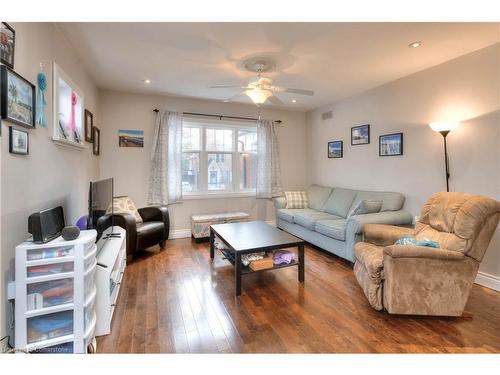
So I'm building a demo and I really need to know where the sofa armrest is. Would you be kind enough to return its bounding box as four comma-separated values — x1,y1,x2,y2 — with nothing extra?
383,245,465,261
346,210,413,239
138,206,170,240
363,224,414,247
274,196,287,209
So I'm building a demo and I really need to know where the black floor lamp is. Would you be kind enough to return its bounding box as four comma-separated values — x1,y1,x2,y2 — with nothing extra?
429,122,459,192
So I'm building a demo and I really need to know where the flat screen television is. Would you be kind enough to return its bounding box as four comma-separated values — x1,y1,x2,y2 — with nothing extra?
88,178,114,250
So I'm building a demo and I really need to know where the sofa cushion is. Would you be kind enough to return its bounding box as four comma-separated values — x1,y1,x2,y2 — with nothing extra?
284,191,309,209
315,219,347,241
306,184,333,211
348,199,382,217
277,208,317,224
350,191,405,212
323,188,358,218
294,211,341,231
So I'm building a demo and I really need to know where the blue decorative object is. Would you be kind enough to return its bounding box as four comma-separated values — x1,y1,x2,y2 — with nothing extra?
394,235,439,248
75,215,88,231
36,63,48,128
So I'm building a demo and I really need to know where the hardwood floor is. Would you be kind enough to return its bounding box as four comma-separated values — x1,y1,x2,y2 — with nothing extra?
97,238,500,353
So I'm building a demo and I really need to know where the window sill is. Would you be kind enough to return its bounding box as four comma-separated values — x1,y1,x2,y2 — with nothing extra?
182,192,256,200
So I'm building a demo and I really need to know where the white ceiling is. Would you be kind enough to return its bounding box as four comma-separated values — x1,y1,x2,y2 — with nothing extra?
57,22,499,111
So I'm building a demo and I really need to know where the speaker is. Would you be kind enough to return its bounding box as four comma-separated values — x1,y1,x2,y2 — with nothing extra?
28,206,65,243
62,226,80,241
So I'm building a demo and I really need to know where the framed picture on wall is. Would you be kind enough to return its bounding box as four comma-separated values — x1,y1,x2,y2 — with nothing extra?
9,126,29,155
0,65,36,128
84,109,93,142
327,140,343,158
93,126,100,155
351,124,370,145
379,133,403,156
0,22,15,68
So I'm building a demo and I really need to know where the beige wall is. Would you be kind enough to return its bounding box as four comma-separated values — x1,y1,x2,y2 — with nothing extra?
1,23,100,342
306,44,500,281
99,91,308,232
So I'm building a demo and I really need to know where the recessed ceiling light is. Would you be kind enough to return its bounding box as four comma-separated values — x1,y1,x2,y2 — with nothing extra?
143,79,151,84
292,99,297,103
408,41,422,49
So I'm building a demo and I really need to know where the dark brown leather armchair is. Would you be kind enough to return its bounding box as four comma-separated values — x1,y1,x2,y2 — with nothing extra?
112,206,170,259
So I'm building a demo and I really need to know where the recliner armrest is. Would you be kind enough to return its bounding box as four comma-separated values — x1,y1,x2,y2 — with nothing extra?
383,245,465,261
363,224,414,247
138,206,170,240
274,196,287,209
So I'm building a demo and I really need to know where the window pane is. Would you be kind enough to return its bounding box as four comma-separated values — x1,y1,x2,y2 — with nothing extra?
181,152,200,192
238,129,257,152
239,153,257,191
206,128,233,152
207,153,232,191
182,126,200,151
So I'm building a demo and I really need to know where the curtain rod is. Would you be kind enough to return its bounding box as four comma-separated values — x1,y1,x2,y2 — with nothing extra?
152,109,282,124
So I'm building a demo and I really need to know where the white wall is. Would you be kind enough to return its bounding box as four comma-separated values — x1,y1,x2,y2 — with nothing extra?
1,23,100,342
306,44,500,284
99,91,308,232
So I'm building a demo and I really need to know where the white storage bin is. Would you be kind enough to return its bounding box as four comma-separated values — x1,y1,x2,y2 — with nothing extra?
26,278,74,310
26,246,73,261
27,262,74,278
27,310,73,344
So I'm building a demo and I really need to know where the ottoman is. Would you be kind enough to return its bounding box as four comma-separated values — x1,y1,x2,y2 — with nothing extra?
191,212,250,242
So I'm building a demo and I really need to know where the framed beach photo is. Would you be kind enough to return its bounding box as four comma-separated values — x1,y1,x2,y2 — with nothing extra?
379,133,403,156
0,22,15,68
84,109,93,142
327,140,343,158
351,124,370,145
1,65,36,128
93,126,100,155
9,126,29,155
118,129,144,147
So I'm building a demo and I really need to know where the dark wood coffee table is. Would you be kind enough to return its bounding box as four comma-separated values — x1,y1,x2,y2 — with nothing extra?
210,221,305,296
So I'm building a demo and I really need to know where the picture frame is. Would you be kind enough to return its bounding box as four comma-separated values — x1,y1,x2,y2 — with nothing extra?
84,109,93,142
118,129,144,147
379,132,403,156
351,124,370,145
0,22,15,68
9,126,29,155
0,65,36,128
327,140,343,158
93,126,100,156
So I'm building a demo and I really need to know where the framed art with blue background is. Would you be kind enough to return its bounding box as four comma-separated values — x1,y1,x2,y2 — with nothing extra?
328,140,343,158
379,132,403,156
351,124,370,145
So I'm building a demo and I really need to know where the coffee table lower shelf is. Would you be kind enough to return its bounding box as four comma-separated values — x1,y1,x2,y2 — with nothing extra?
220,249,299,275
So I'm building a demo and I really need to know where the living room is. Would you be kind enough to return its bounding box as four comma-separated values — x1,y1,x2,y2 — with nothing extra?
1,1,499,372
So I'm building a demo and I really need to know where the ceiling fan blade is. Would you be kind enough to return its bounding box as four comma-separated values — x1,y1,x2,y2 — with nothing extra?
209,85,250,89
271,86,314,96
223,91,246,103
267,95,284,105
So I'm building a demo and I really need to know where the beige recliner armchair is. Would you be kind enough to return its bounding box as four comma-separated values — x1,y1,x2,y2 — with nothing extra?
354,192,500,316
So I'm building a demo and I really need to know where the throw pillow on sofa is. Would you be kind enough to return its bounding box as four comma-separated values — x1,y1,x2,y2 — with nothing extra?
285,191,309,209
348,199,382,217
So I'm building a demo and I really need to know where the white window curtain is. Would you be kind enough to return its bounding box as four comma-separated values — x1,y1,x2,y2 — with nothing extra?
256,119,283,198
148,111,183,205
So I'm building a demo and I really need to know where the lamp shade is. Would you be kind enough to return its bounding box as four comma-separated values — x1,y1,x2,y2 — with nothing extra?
429,122,459,132
246,88,272,104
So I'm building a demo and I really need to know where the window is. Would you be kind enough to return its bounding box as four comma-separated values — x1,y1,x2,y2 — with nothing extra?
181,120,257,196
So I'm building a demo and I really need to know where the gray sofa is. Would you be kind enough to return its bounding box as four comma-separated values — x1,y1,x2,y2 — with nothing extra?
274,185,413,262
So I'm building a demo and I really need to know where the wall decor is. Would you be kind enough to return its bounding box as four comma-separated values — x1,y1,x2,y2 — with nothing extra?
52,62,85,149
328,140,343,158
118,129,144,147
93,126,100,155
84,109,93,142
351,124,370,145
9,126,29,155
35,63,48,128
379,133,403,156
0,65,36,128
0,22,15,68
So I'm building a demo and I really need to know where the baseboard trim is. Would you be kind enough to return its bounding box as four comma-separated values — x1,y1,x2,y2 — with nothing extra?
475,271,500,292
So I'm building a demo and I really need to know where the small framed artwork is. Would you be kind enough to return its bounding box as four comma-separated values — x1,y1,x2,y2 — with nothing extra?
351,124,370,145
93,127,100,156
379,133,403,156
0,22,15,68
118,129,144,147
84,109,93,142
1,65,36,128
9,126,29,155
328,140,343,158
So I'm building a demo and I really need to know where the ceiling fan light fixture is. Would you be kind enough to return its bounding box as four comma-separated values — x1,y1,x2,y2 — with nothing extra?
246,88,272,104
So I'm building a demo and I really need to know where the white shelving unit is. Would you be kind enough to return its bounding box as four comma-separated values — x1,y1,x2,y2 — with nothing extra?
15,230,98,353
95,226,126,337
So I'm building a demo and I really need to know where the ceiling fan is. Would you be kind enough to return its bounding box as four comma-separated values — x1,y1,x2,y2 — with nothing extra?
209,57,314,106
